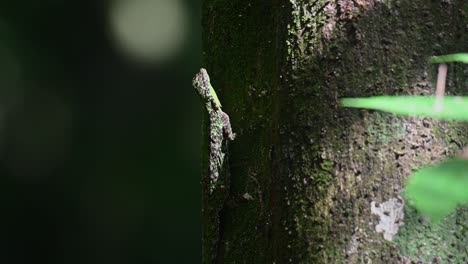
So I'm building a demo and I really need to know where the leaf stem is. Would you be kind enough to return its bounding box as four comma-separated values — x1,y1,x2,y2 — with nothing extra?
434,63,447,112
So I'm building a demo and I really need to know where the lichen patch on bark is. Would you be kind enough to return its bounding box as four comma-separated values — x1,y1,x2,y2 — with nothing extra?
371,197,405,241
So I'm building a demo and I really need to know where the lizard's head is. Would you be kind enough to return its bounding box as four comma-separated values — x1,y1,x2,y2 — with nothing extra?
192,68,211,100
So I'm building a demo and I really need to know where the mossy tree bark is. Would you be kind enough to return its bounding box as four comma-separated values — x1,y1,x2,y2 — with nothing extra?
201,0,468,263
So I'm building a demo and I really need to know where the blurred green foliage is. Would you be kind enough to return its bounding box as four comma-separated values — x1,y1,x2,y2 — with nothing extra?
404,159,468,221
431,53,468,64
341,54,468,221
341,96,468,120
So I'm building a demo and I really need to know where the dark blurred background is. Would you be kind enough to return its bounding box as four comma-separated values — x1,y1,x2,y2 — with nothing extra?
0,0,202,263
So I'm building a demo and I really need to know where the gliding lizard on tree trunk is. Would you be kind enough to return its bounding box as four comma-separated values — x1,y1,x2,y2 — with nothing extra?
193,68,236,263
193,68,236,193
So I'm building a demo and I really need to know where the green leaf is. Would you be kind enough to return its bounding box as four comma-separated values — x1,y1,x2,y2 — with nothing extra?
404,159,468,221
431,53,468,64
340,96,468,120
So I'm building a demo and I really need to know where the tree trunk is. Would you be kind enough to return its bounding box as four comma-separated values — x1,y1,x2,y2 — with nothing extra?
201,0,468,263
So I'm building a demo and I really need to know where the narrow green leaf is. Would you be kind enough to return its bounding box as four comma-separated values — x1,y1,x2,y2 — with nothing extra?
431,53,468,64
404,159,468,221
341,96,468,120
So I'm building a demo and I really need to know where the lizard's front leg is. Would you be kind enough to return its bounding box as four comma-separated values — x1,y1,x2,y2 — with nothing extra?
219,110,236,141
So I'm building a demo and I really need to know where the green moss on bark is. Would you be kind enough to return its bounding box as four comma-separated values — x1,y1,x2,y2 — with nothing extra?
395,206,468,263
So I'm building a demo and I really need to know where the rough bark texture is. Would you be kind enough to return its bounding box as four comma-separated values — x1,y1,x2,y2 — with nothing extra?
202,0,468,263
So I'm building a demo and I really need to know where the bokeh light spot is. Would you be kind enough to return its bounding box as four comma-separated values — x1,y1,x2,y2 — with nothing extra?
109,0,187,63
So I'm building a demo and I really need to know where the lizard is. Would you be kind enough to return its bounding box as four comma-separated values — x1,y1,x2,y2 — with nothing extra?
192,68,236,193
192,68,236,263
